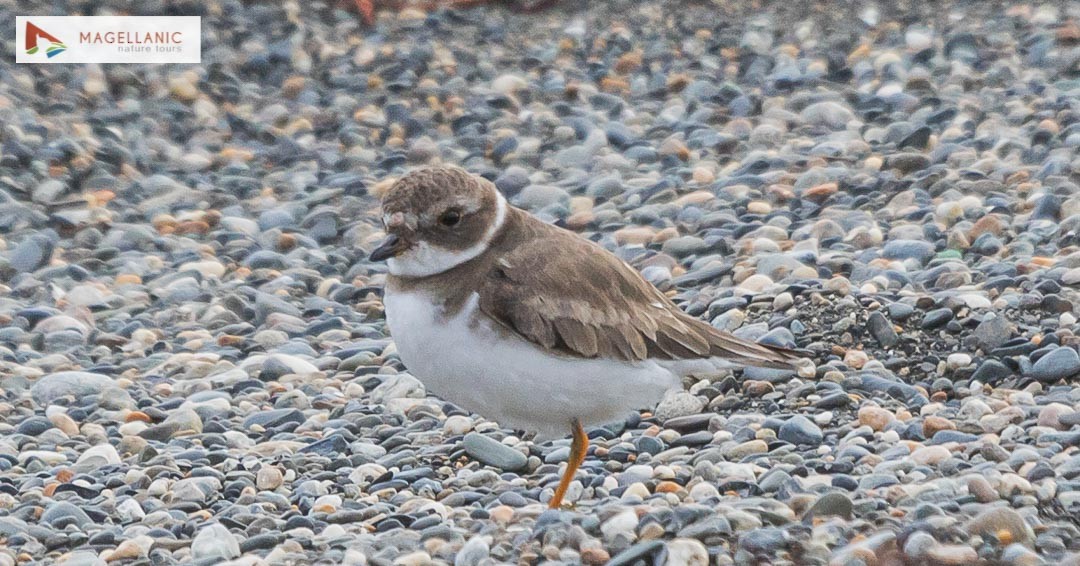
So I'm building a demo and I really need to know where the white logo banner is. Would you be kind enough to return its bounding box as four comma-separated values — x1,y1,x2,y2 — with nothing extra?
16,16,201,64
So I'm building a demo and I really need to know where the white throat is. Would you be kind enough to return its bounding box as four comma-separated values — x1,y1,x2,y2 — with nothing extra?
387,191,507,278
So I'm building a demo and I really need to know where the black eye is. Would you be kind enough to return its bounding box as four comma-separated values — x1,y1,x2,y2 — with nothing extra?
439,210,461,227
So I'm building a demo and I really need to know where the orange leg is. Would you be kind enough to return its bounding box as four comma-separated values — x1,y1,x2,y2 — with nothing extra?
548,418,588,509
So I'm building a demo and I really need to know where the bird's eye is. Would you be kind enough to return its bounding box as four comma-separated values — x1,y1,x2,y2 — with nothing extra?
439,210,461,227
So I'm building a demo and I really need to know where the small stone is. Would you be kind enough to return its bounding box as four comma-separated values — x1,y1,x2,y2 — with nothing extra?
1031,347,1080,383
844,349,869,369
724,440,768,459
41,501,92,528
580,547,610,565
800,101,855,130
972,315,1013,351
946,353,972,370
923,416,957,437
256,466,284,490
191,523,241,561
867,311,898,347
106,537,151,562
49,412,79,435
903,531,937,560
655,391,706,421
1038,404,1075,430
74,443,122,472
926,544,978,565
963,508,1034,547
16,416,53,436
968,476,998,503
463,433,527,472
883,240,935,263
922,308,954,329
9,235,53,272
455,536,491,566
692,167,715,184
31,371,130,408
911,445,951,465
806,492,853,520
444,415,473,436
666,538,709,566
858,406,895,432
778,415,823,445
972,359,1012,384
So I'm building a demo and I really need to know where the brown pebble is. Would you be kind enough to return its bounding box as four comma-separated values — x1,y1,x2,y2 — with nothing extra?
803,182,838,201
743,380,774,397
218,335,245,347
858,406,895,432
600,76,629,94
614,51,643,74
277,233,298,252
282,75,306,99
1037,403,1074,430
666,73,690,92
125,411,152,423
115,273,142,285
581,547,610,565
969,215,1004,239
489,505,514,524
565,211,595,230
920,414,954,438
174,220,209,235
967,476,997,503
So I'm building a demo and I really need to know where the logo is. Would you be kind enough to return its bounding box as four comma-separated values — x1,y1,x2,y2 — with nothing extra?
16,16,200,64
25,21,66,58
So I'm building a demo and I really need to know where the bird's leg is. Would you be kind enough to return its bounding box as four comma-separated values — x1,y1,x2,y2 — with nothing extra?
548,418,588,509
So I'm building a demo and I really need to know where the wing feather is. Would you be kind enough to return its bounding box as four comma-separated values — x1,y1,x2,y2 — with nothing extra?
477,213,805,368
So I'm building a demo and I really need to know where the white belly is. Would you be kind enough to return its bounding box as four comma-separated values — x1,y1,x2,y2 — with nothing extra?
383,290,679,439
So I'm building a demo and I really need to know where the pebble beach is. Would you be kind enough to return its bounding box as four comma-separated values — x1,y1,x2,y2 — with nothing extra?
1,0,1080,564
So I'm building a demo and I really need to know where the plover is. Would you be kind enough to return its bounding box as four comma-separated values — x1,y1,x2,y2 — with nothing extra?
370,166,807,508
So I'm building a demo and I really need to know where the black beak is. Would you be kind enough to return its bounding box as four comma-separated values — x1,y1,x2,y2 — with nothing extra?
370,234,406,261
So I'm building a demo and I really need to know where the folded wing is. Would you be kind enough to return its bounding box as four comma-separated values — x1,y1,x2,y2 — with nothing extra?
477,223,805,369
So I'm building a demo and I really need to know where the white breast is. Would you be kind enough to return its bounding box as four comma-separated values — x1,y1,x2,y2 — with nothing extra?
383,289,680,439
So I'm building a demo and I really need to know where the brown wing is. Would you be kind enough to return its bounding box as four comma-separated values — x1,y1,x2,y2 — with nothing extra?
477,217,804,368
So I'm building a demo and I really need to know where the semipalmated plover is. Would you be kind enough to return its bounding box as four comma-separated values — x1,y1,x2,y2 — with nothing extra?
370,166,807,508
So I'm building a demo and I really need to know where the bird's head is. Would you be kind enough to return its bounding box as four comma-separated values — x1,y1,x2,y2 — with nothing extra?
370,167,508,278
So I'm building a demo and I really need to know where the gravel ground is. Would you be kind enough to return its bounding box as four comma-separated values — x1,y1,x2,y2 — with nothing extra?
1,0,1080,564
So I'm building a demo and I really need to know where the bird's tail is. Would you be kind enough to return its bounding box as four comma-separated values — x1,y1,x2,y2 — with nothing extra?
706,330,813,371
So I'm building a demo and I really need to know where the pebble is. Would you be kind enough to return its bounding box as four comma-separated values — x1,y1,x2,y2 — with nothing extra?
666,539,709,566
462,433,528,472
778,415,823,445
1030,347,1080,382
191,523,241,561
867,311,898,347
858,406,895,432
655,391,706,421
963,508,1034,547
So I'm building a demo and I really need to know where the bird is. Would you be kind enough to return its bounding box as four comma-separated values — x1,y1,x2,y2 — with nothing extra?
369,166,809,509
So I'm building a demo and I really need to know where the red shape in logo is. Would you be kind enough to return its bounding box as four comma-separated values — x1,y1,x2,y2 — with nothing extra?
25,21,66,57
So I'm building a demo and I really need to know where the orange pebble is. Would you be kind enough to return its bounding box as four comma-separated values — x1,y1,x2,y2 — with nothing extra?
115,274,142,285
217,335,244,346
175,221,210,235
125,411,152,423
655,481,681,493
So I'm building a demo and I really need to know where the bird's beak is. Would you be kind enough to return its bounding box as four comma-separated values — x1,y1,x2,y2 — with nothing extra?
370,233,407,261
